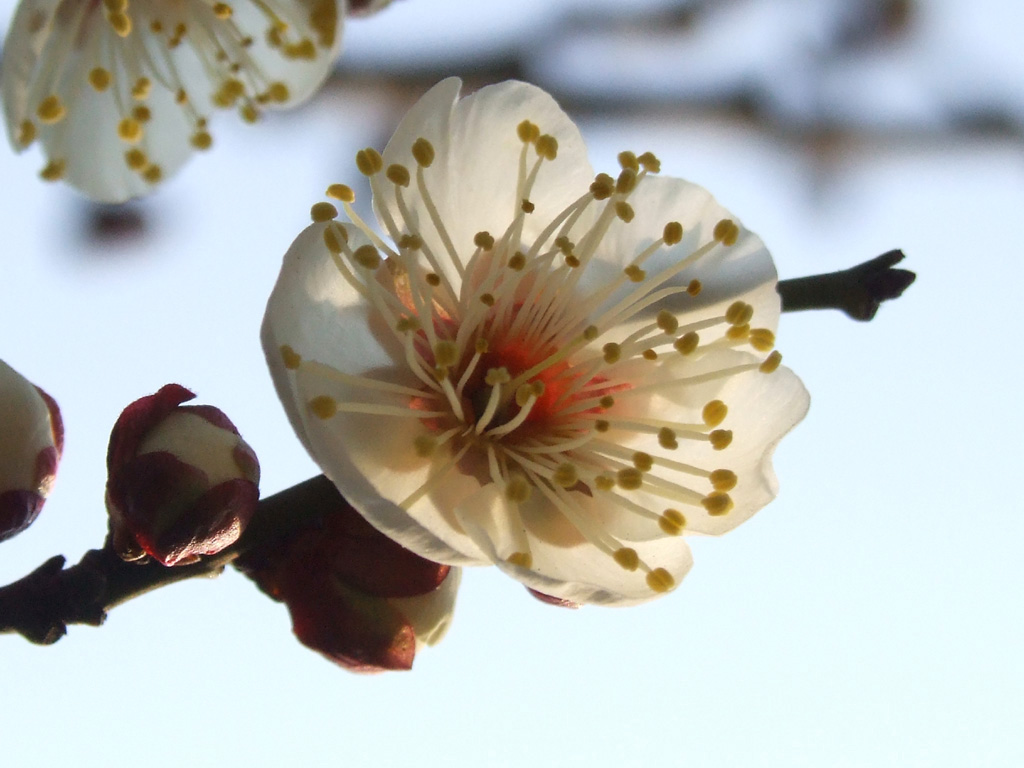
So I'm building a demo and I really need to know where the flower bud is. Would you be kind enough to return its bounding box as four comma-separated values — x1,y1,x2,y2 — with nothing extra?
238,478,458,672
0,360,63,542
105,384,259,566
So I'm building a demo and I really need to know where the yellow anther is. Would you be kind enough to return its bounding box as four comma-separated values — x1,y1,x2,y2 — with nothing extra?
102,0,126,12
602,342,621,364
508,252,526,271
617,151,640,172
613,547,640,571
632,452,653,472
240,103,259,124
310,201,338,223
642,349,658,361
590,173,615,200
284,38,316,59
411,137,435,167
624,264,645,282
759,350,783,373
713,219,740,246
262,81,289,103
149,19,163,32
175,88,188,104
702,400,728,427
749,328,776,352
398,233,422,250
425,273,441,287
309,395,337,419
646,568,675,593
516,120,540,144
521,199,535,213
15,120,36,147
507,551,533,569
663,221,683,245
583,325,599,341
485,367,510,386
396,317,420,333
37,95,65,124
554,236,572,255
614,201,635,222
479,293,495,306
505,475,532,503
108,11,132,36
433,341,458,367
142,164,163,184
535,134,558,160
124,148,147,170
280,345,302,369
475,338,490,354
553,463,579,488
413,434,436,458
530,380,545,397
656,310,678,334
213,2,232,18
637,151,661,173
674,332,699,355
701,492,734,517
132,105,152,122
117,118,142,143
599,395,615,409
616,168,638,195
386,163,410,187
594,474,615,492
39,159,65,181
355,147,383,176
659,509,685,536
474,231,495,250
564,254,581,268
353,244,381,270
88,67,112,91
709,430,733,451
725,301,752,326
595,420,610,433
710,469,738,492
658,427,678,450
326,184,355,202
514,383,534,407
727,324,750,341
132,77,151,100
617,467,643,490
687,279,702,296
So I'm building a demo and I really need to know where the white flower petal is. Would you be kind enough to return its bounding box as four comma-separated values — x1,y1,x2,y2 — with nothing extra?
2,0,342,201
377,79,595,287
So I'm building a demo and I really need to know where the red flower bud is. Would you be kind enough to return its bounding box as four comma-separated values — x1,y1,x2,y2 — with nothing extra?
0,360,63,542
239,478,458,672
105,384,259,566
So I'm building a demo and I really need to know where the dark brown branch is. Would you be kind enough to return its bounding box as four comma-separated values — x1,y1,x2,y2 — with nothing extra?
1,252,914,645
0,476,337,645
778,249,915,321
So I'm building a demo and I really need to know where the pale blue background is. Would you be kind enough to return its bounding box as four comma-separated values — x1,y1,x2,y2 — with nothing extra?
1,1,1022,766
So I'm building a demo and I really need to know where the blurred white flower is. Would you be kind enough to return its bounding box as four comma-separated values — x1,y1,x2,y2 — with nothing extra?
263,78,810,606
1,0,342,201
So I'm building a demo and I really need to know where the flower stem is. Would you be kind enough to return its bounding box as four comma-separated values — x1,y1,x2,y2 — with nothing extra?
778,249,915,321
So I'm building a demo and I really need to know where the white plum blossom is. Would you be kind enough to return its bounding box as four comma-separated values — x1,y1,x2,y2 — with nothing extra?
262,78,810,606
1,0,343,201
